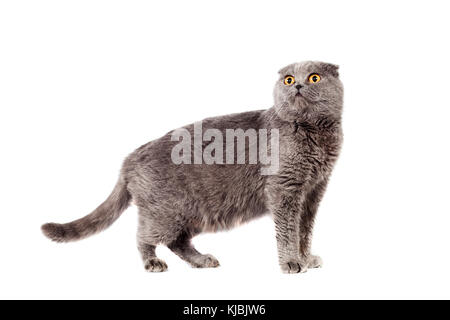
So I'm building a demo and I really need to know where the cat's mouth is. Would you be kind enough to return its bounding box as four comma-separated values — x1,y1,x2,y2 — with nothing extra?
295,92,303,98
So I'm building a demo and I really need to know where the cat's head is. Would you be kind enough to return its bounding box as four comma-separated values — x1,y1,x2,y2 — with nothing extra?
273,61,343,122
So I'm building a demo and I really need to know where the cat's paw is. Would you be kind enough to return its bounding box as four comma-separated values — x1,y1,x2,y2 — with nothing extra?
307,255,323,269
280,260,307,274
144,257,168,272
190,254,220,268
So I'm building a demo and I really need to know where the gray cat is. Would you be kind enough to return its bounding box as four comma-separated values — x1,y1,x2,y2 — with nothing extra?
42,61,343,273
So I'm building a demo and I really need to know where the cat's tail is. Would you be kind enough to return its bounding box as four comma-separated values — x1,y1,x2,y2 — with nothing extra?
41,176,131,242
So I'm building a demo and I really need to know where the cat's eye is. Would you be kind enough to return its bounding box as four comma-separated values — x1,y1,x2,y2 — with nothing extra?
308,74,321,83
284,75,295,86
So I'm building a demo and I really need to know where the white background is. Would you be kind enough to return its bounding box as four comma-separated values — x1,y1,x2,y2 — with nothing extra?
1,0,449,299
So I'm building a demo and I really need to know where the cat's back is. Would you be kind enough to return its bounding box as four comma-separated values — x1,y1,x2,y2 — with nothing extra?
126,109,266,168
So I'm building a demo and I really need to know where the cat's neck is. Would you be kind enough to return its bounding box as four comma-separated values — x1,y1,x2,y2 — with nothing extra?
293,114,341,133
264,107,342,133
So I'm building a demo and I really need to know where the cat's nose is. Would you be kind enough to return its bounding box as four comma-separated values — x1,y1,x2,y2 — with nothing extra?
295,85,303,90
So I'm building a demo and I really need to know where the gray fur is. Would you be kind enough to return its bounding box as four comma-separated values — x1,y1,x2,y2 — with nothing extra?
42,61,343,273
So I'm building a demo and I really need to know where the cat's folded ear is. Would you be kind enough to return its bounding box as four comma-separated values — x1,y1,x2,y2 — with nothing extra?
277,64,292,75
322,63,340,77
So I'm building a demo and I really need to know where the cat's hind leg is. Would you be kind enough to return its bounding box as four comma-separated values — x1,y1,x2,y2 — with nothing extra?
136,208,171,272
138,241,168,272
168,231,220,268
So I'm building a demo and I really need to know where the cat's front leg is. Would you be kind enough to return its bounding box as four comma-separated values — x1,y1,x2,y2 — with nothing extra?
269,192,307,274
300,179,328,269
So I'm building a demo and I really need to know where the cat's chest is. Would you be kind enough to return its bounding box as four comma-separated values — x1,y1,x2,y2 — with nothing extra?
280,127,342,178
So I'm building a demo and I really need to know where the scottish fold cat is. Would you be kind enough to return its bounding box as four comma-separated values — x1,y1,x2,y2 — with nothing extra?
42,61,343,273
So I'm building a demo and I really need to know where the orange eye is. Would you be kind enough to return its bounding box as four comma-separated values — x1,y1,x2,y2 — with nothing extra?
284,75,295,85
308,74,321,83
